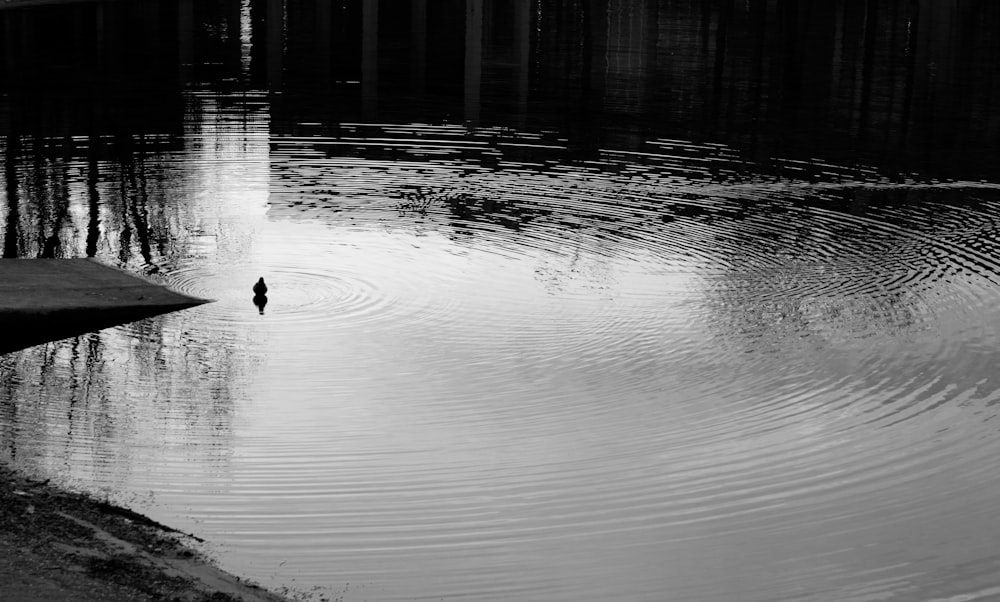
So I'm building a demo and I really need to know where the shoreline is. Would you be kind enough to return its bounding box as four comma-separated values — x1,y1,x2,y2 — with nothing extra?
0,462,295,602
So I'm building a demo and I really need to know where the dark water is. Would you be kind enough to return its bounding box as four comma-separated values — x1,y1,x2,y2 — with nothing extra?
3,2,1000,601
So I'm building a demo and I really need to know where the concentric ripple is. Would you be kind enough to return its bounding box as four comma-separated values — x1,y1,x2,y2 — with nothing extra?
5,123,1000,602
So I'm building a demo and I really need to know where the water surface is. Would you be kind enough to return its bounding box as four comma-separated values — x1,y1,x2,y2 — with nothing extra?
3,2,1000,601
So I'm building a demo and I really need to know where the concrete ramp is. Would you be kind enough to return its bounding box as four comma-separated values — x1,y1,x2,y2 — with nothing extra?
0,259,209,354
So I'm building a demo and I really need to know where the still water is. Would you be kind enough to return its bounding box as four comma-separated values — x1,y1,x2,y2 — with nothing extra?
4,1,1000,601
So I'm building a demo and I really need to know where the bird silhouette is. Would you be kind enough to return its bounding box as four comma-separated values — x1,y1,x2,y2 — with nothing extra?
252,277,268,315
253,277,268,296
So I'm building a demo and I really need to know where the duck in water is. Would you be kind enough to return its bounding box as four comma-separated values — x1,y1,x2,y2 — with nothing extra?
253,277,268,296
253,277,268,315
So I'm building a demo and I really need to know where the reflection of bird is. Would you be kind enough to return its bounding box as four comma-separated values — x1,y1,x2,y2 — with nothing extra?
253,277,268,296
253,293,268,315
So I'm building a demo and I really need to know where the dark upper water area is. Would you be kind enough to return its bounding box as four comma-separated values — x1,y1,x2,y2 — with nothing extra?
2,0,999,181
5,2,1000,602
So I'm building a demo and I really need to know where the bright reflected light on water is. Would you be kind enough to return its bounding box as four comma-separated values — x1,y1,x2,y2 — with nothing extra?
6,2,1000,599
3,88,1000,602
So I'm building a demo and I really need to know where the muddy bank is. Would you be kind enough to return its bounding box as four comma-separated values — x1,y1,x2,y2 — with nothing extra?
0,463,296,602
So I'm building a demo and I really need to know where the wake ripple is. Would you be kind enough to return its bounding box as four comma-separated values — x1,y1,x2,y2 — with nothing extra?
6,125,1000,602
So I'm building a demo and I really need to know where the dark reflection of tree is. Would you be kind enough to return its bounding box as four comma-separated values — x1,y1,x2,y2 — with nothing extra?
0,128,263,472
0,318,254,479
0,354,20,462
0,137,169,263
116,180,134,264
116,139,136,267
127,148,156,269
3,136,21,258
0,1,270,481
38,151,71,259
29,140,48,256
86,141,101,258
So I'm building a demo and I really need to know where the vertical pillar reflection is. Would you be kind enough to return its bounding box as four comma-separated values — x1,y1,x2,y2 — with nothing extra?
226,0,243,70
266,0,284,91
141,0,161,68
249,0,267,83
362,0,378,118
410,0,426,94
239,0,253,79
513,0,530,126
858,0,879,136
747,0,768,154
94,1,107,70
316,0,332,86
900,0,919,142
2,14,14,89
464,0,483,126
178,0,194,82
712,0,733,118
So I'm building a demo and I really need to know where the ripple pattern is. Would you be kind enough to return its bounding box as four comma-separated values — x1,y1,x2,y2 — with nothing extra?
4,124,1000,602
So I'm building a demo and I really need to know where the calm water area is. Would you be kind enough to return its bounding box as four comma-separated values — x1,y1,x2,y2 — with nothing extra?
4,1,1000,600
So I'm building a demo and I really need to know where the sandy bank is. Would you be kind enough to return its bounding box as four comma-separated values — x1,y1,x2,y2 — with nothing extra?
0,463,295,602
0,258,209,354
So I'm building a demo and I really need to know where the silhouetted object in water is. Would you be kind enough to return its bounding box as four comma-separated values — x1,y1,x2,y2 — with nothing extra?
253,293,268,315
253,277,268,295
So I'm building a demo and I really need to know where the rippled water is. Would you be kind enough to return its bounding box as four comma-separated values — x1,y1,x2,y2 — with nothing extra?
5,90,1000,602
